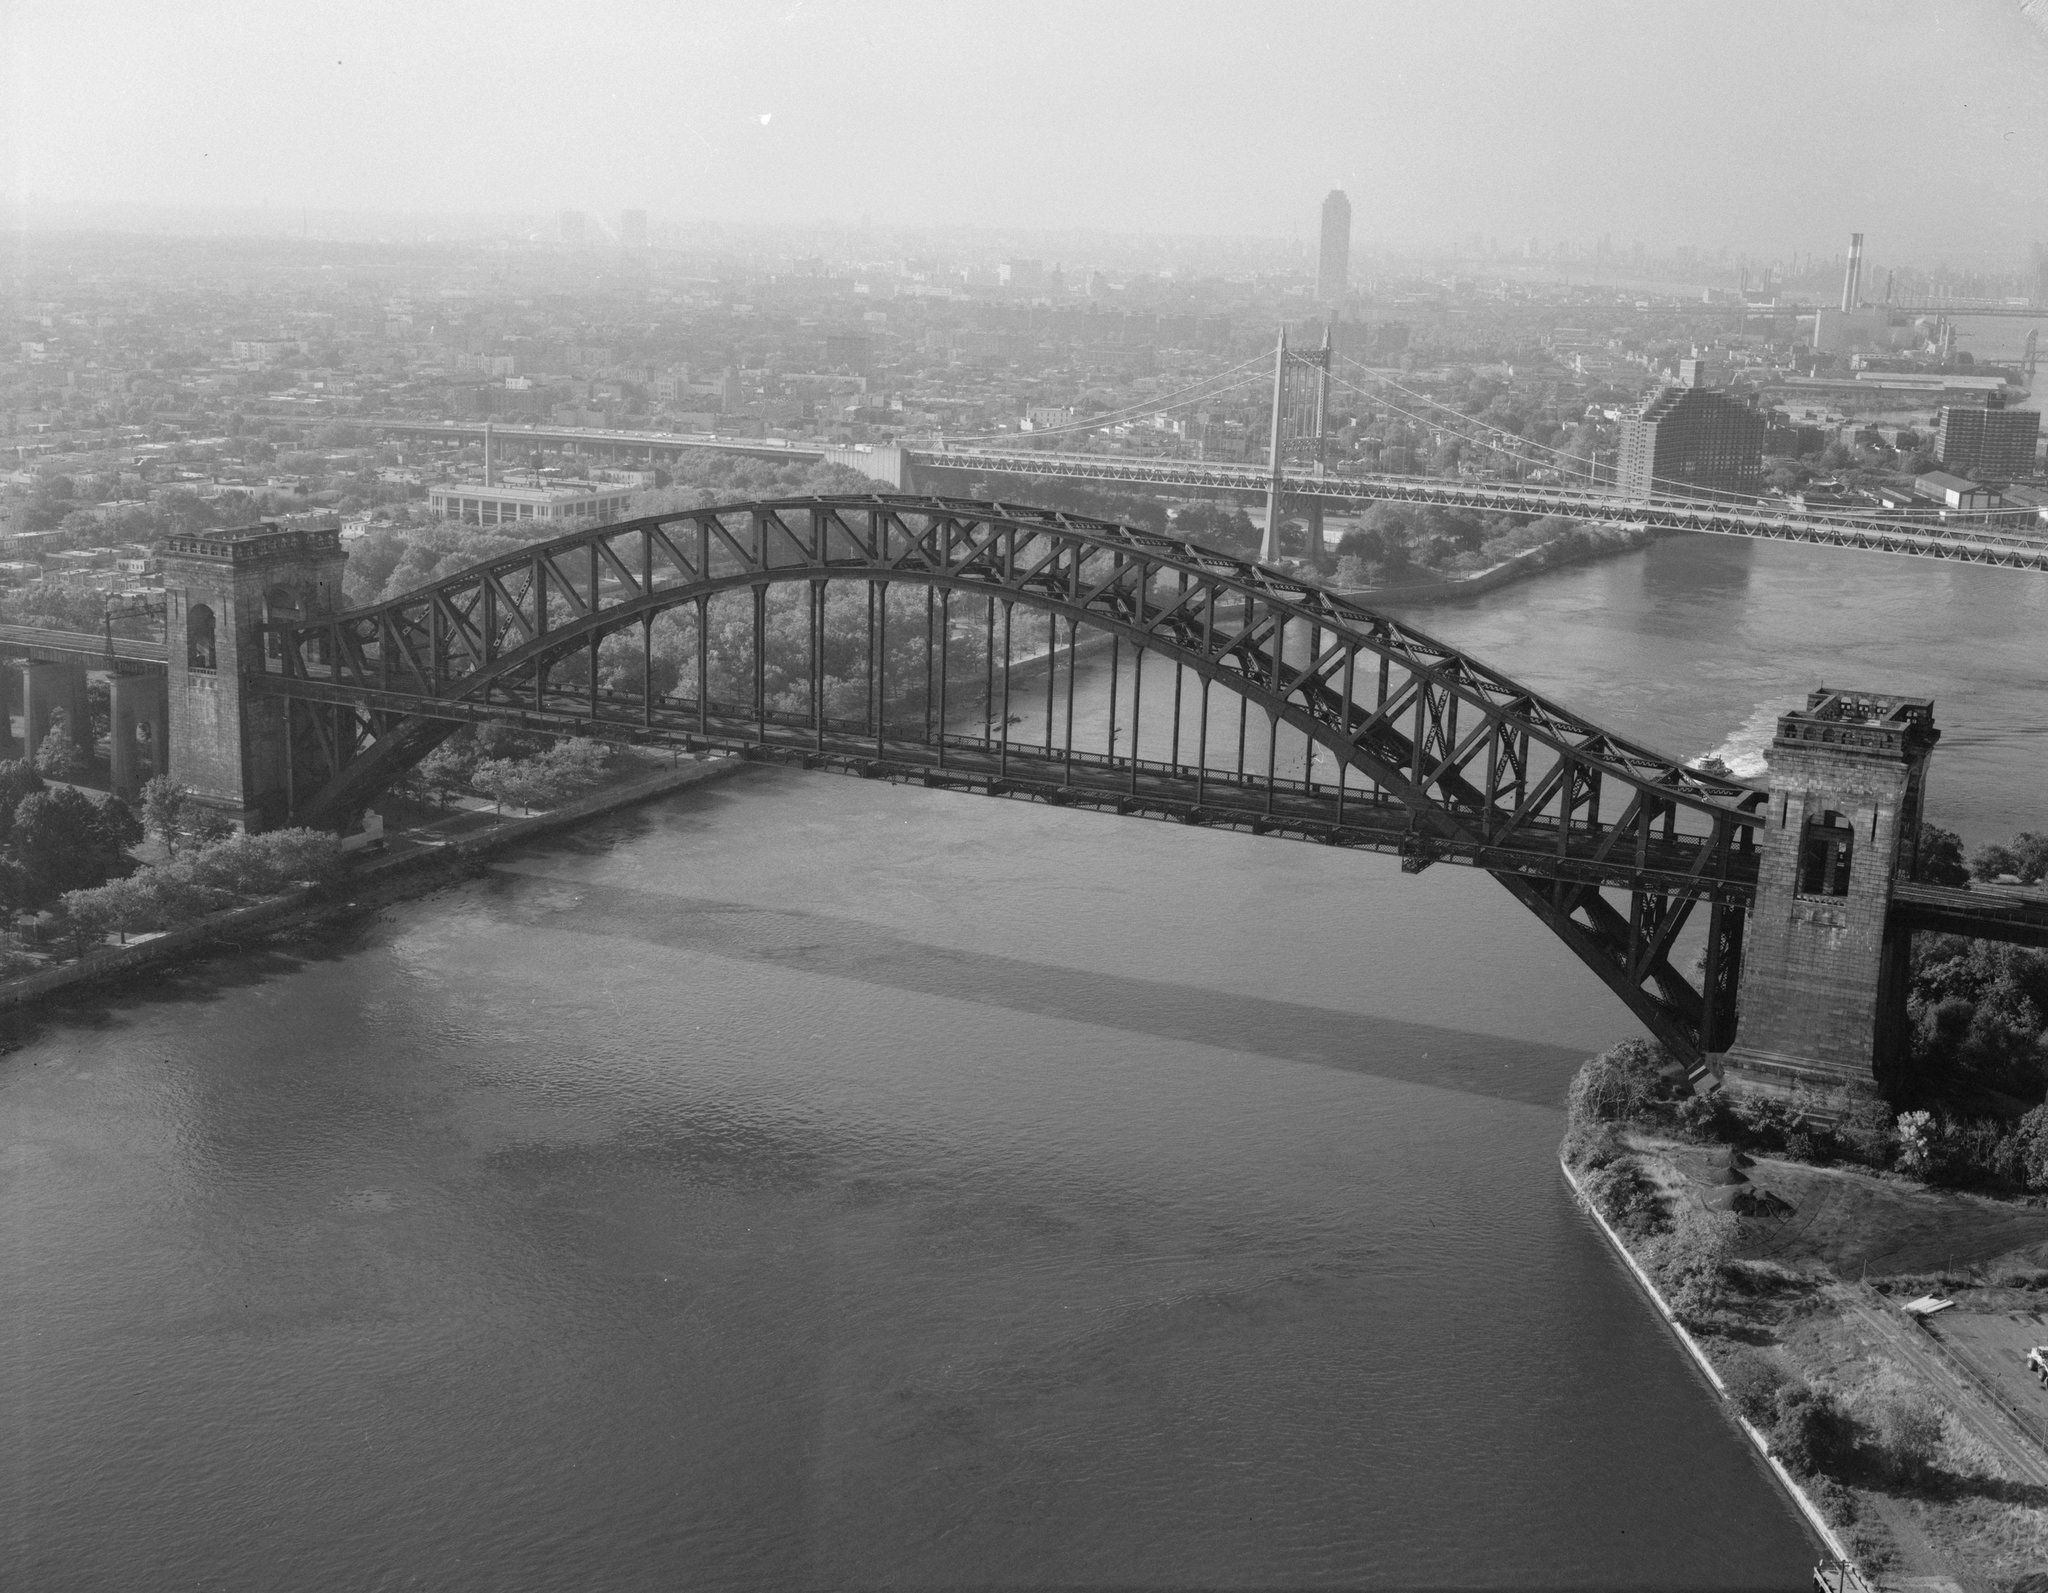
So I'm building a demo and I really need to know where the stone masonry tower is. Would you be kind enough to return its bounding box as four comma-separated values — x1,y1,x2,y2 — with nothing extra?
160,523,347,829
1715,689,1938,1101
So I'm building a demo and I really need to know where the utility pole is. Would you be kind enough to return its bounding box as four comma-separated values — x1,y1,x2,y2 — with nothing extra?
1262,324,1288,564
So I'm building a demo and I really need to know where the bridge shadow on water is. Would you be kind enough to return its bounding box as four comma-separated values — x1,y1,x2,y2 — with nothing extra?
476,864,1592,1112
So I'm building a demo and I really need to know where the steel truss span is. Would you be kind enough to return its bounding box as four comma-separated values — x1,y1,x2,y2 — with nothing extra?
262,495,1766,1064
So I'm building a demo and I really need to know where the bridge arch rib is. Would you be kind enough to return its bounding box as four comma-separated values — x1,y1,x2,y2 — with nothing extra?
261,493,1766,1066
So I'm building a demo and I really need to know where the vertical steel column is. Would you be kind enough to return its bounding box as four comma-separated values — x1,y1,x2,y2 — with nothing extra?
1129,646,1143,795
924,584,935,748
936,589,950,769
753,584,767,745
1196,673,1210,807
642,613,654,727
1337,647,1355,828
1062,616,1077,786
998,601,1013,781
982,596,994,743
1170,657,1184,769
1266,712,1279,815
1302,622,1316,794
877,583,890,758
811,581,825,753
696,594,709,740
588,630,601,722
864,582,878,751
1044,611,1056,753
1107,634,1119,765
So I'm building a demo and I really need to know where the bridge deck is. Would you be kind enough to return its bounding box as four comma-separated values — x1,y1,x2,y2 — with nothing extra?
264,670,1760,904
1892,880,2048,949
0,625,167,670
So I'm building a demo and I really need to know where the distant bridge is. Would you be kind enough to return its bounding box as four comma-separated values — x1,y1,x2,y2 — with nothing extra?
363,419,2048,572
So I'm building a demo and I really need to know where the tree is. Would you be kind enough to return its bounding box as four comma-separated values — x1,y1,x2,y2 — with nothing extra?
1769,1384,1851,1477
140,775,192,853
1972,831,2048,885
10,787,133,904
1719,1347,1787,1427
1915,823,1971,886
33,726,88,782
0,761,46,847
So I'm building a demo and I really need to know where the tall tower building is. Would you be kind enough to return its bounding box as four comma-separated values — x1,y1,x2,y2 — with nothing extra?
1317,190,1351,302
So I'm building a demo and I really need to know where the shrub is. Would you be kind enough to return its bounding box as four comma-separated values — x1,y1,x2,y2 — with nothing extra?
1835,1085,1897,1168
1863,1388,1944,1487
1731,1092,1800,1152
1565,1039,1679,1132
1719,1346,1787,1427
2016,1104,2048,1191
1672,1089,1740,1141
1648,1202,1737,1320
1894,1110,1937,1178
33,726,88,781
1561,1117,1623,1172
1770,1383,1852,1477
1582,1158,1669,1241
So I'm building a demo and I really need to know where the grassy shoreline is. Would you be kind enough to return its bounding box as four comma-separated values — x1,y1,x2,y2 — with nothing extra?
0,753,750,1018
1562,1042,2048,1590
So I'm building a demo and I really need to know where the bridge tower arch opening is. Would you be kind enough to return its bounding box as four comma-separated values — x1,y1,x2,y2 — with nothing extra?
161,524,347,829
1714,689,1937,1103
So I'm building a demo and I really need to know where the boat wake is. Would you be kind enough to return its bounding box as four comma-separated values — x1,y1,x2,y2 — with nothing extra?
1691,696,1802,780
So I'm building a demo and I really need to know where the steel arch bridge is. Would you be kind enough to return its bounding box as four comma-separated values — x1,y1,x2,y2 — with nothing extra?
261,493,1770,1067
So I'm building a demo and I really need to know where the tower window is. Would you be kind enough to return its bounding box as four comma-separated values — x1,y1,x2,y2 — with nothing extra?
186,603,217,671
1799,810,1855,897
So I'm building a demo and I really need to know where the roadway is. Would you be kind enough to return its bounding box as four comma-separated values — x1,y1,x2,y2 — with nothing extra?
0,625,168,671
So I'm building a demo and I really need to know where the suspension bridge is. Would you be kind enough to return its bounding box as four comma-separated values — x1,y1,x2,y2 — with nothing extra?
363,331,2048,572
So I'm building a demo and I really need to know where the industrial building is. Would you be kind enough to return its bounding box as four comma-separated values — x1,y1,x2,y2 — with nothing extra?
427,477,638,526
1317,190,1350,302
1914,471,1999,512
1616,384,1766,498
1936,399,2041,480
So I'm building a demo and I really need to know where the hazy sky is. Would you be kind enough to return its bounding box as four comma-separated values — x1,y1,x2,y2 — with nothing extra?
6,0,2046,261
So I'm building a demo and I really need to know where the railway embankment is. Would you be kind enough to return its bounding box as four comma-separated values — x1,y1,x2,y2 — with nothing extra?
1561,1039,2048,1590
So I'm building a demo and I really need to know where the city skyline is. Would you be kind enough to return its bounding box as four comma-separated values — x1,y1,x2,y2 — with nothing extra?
5,1,2047,264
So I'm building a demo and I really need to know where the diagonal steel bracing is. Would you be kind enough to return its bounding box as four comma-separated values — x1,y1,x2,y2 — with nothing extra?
258,494,1769,1062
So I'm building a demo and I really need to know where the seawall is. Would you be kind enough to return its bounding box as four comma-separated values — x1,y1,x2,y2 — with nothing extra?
1345,528,1651,607
1558,1156,1869,1588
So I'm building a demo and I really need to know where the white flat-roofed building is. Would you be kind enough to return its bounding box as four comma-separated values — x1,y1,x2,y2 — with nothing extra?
427,479,637,526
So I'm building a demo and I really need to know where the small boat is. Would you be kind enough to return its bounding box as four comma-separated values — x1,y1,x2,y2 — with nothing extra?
1691,754,1733,779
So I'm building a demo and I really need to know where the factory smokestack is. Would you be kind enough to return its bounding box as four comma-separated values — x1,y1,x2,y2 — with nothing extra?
1840,233,1864,312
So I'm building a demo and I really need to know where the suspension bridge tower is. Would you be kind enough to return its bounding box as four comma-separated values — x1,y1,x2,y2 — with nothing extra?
1260,323,1334,564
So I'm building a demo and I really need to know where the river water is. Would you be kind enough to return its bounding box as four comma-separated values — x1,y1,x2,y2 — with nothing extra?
3,533,2043,1590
